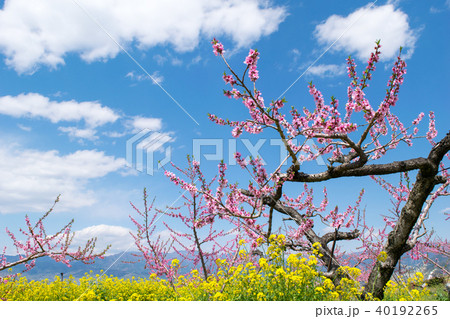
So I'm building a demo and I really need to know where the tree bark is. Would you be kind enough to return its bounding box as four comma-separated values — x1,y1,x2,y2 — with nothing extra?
241,132,449,299
365,132,450,300
242,188,360,283
286,157,431,182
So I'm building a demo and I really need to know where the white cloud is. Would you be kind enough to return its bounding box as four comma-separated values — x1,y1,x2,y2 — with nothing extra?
58,126,98,141
104,115,171,141
0,0,286,73
153,52,185,67
71,224,136,255
126,116,163,133
314,4,418,61
71,225,189,255
126,70,164,84
306,64,346,78
320,226,336,236
431,0,450,13
154,54,168,66
0,93,119,128
291,48,301,57
0,93,169,141
17,123,31,131
287,48,301,72
0,142,126,214
103,131,127,138
125,71,144,81
430,7,441,14
171,57,183,66
189,55,202,66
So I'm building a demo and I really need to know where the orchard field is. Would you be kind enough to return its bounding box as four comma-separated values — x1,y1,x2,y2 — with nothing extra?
1,9,449,302
1,236,447,301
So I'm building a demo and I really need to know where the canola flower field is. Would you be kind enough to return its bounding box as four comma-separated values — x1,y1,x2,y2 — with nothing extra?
0,235,435,301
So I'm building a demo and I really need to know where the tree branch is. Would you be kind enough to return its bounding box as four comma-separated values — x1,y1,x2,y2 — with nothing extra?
287,157,430,182
322,229,360,244
365,131,450,299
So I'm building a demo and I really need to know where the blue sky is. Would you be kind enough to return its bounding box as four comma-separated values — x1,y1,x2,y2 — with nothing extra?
0,0,448,256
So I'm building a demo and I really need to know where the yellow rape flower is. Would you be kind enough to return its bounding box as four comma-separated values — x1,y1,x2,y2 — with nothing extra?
171,259,180,268
377,251,387,262
259,258,268,270
257,292,266,301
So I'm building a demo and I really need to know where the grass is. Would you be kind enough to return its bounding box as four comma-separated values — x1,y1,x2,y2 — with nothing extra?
422,276,449,301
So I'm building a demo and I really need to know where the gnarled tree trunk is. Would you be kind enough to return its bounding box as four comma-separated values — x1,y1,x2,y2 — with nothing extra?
365,132,450,300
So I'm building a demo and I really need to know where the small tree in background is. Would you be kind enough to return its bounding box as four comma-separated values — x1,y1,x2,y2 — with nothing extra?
129,158,256,282
0,195,110,284
162,158,243,279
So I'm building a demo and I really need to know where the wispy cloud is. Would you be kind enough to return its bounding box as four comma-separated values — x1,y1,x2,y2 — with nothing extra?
306,64,346,78
430,1,450,14
103,131,128,138
17,124,31,132
189,55,202,66
152,53,184,67
287,48,301,71
153,54,168,66
58,126,98,141
71,225,136,255
126,70,164,84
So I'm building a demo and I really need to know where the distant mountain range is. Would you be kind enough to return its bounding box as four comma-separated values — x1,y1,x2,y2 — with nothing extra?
1,252,192,281
1,251,448,282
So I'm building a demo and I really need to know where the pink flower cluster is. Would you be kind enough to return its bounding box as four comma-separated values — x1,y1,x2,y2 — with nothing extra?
324,189,364,229
1,199,107,281
361,41,381,88
303,84,358,136
426,111,437,143
223,88,242,99
290,219,314,239
223,74,237,86
244,49,260,82
234,152,247,169
211,38,224,56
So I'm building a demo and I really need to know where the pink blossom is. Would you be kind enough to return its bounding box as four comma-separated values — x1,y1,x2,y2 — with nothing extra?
211,38,224,56
426,111,438,143
223,74,236,86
